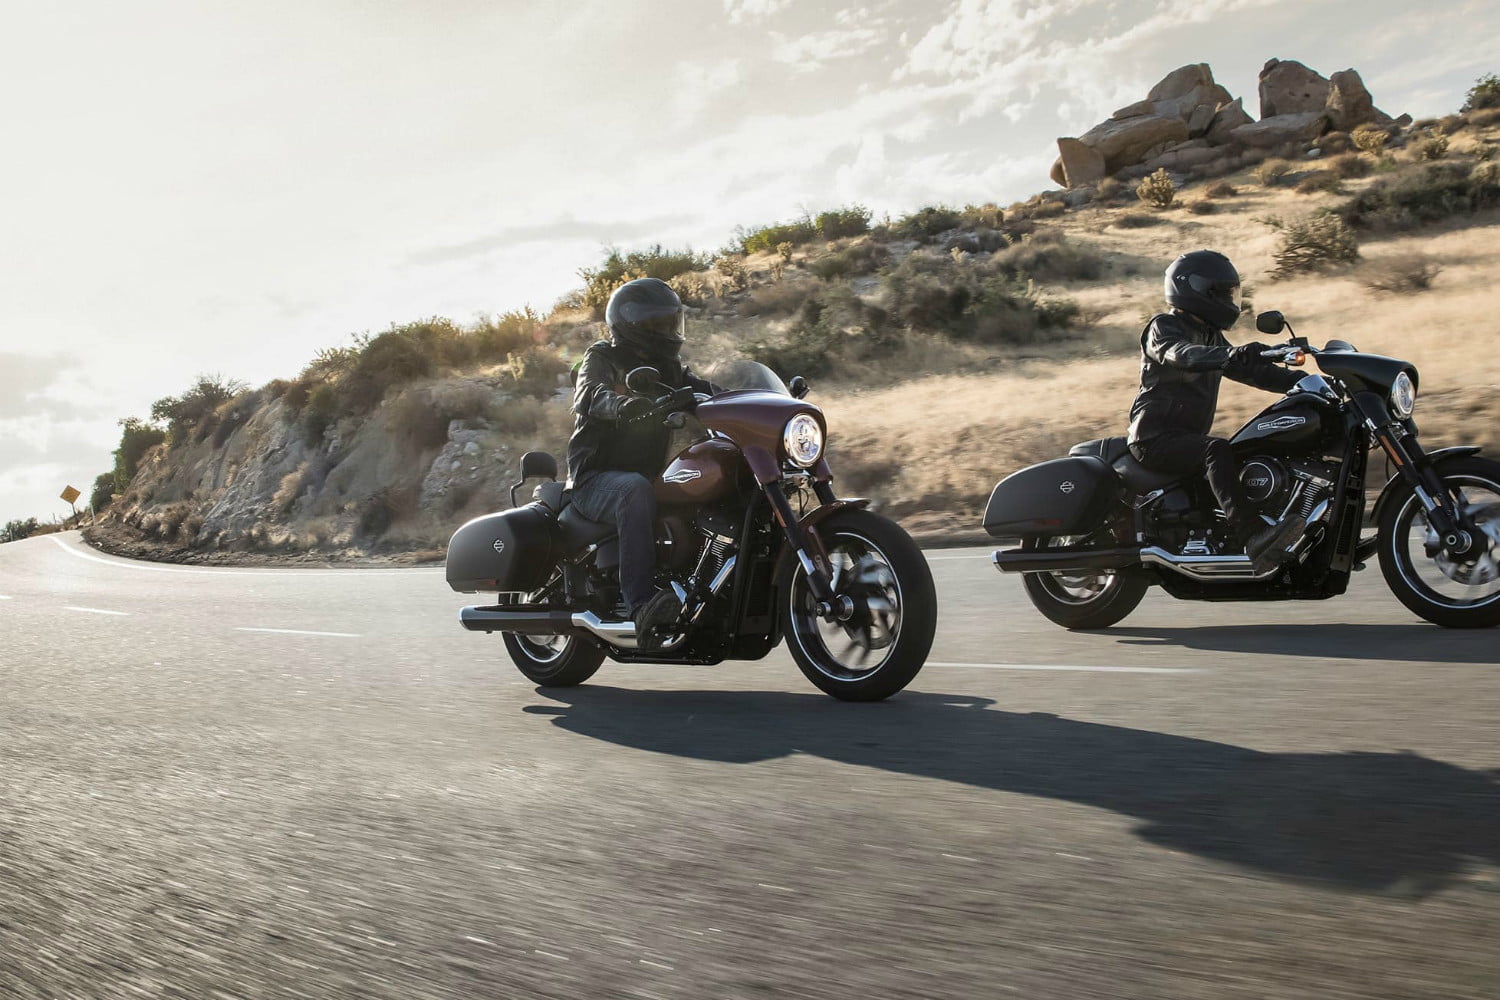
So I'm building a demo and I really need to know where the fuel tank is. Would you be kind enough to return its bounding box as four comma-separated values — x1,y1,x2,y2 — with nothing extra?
656,438,745,505
1230,395,1338,453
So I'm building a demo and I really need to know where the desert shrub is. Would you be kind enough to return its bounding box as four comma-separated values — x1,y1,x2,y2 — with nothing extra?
507,345,568,398
1135,168,1175,208
744,286,895,379
667,270,716,306
741,279,813,317
1188,200,1216,215
1112,211,1163,228
110,417,167,491
1253,158,1294,186
301,344,361,381
1328,153,1371,179
1415,133,1449,160
150,374,247,443
1339,161,1500,230
280,378,311,415
301,383,339,445
1362,254,1440,293
1318,131,1353,155
1295,170,1344,195
1269,211,1360,278
959,203,1005,228
814,205,872,241
775,241,794,263
808,240,886,280
490,395,547,435
713,254,748,292
1,518,41,544
1204,181,1238,198
473,309,541,361
990,231,1104,282
389,388,461,453
262,378,290,401
1352,125,1390,155
877,253,1084,347
211,394,257,448
1030,199,1067,218
737,217,817,255
338,327,436,412
1470,108,1500,129
1095,177,1124,201
356,490,402,540
1463,73,1500,112
577,244,709,313
892,205,962,240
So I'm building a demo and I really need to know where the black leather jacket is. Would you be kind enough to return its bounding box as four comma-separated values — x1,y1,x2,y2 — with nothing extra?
566,340,716,488
1127,311,1300,445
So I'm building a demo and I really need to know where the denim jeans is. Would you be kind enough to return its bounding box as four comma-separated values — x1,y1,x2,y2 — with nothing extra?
569,470,658,611
1131,433,1254,539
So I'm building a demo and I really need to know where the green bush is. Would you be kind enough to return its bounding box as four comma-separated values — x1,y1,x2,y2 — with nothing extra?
507,346,568,399
1295,170,1344,195
737,206,871,254
814,205,871,241
1270,211,1360,278
1,518,41,544
473,309,540,361
91,472,117,511
1462,73,1500,112
150,374,247,444
1352,125,1390,155
1328,153,1371,179
989,231,1104,282
1416,133,1449,160
808,240,886,279
891,205,962,240
301,383,338,445
110,417,166,492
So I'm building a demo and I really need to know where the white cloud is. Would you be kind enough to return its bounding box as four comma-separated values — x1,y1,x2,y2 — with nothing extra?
771,27,886,70
724,0,793,25
674,58,745,119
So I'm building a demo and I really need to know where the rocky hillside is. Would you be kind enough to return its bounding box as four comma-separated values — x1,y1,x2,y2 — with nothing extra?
86,61,1500,561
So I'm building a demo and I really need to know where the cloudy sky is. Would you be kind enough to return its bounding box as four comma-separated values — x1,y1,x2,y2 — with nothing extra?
1,0,1492,521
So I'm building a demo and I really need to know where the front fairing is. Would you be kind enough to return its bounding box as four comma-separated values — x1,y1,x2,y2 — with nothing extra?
695,392,826,484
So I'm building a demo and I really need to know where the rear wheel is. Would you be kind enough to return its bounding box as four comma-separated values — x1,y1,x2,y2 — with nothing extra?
503,632,606,686
1020,534,1147,630
783,509,936,701
1377,456,1500,628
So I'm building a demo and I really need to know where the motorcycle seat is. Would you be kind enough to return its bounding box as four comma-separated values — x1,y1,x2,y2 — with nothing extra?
1069,436,1130,465
558,505,615,552
1112,452,1180,493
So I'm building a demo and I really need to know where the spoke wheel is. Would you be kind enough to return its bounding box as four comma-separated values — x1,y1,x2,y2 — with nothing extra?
1379,457,1500,628
1020,534,1147,630
783,510,936,701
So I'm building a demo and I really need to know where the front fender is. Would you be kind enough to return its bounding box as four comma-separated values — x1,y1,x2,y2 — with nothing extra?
1370,446,1483,530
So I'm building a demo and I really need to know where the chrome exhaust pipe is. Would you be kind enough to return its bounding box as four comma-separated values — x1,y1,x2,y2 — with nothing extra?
458,605,687,652
991,547,1140,574
1139,547,1275,580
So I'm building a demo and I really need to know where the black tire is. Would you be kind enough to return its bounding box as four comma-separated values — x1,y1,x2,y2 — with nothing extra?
502,632,607,686
1377,455,1500,628
1019,535,1148,630
782,509,936,702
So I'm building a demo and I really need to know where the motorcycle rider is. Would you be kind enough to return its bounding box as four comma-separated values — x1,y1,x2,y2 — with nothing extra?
1129,250,1305,572
567,277,717,647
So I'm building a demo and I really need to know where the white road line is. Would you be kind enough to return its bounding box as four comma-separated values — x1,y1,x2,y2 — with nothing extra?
46,534,438,577
63,606,129,616
235,627,360,638
925,661,1203,674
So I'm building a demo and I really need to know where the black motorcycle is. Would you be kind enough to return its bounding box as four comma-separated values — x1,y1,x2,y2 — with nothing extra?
985,310,1500,629
444,361,936,701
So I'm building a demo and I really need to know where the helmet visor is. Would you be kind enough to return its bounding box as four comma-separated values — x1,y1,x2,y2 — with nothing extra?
1188,275,1241,313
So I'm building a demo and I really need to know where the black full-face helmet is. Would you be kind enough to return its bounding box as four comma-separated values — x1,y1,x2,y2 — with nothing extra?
606,277,685,363
1164,249,1242,330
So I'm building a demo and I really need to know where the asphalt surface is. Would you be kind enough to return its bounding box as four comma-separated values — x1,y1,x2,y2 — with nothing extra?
1,531,1497,999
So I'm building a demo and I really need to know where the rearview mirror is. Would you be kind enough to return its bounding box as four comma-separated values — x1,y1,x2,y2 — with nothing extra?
518,451,558,482
625,366,660,393
1255,310,1286,335
788,375,810,399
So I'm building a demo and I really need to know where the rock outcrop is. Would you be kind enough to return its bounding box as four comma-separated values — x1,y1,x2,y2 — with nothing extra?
1047,58,1409,188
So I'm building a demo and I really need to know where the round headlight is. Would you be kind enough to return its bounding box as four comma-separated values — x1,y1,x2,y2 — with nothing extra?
783,413,823,468
1390,371,1416,418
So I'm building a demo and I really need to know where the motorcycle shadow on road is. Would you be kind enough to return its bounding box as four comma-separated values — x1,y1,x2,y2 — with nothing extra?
525,687,1500,897
1110,623,1500,663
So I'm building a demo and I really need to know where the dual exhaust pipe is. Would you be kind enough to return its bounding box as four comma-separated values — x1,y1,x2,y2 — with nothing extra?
991,545,1281,581
457,607,662,650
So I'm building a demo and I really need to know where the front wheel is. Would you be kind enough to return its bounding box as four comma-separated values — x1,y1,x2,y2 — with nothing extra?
1020,535,1148,630
782,509,937,701
1377,456,1500,628
503,632,607,686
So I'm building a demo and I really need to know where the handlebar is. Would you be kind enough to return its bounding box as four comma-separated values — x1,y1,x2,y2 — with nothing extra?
1260,344,1309,366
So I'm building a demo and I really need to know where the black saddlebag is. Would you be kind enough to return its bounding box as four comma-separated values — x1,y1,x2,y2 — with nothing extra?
982,456,1119,540
446,504,560,594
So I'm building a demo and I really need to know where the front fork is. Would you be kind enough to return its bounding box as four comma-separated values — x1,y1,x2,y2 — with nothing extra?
764,479,860,623
1370,422,1481,559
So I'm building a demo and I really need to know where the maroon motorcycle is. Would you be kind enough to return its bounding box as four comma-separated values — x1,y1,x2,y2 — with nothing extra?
445,361,936,701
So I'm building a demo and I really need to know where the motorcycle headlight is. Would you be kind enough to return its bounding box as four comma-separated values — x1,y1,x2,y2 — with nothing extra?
783,413,823,468
1390,371,1416,418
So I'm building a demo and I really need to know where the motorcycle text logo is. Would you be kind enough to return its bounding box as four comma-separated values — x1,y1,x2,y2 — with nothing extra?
1255,415,1307,432
1058,481,1076,494
662,468,703,484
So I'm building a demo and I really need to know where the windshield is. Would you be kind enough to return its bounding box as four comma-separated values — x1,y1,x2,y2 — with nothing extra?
707,359,790,395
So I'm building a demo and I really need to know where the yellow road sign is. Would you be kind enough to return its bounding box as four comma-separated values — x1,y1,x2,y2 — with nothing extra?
60,485,81,505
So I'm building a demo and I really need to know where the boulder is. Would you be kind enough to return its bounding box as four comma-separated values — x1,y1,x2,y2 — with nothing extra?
1147,63,1215,102
1077,114,1191,175
1229,111,1329,148
1187,103,1216,137
1055,137,1107,188
1259,58,1331,118
1144,144,1226,172
1325,68,1380,131
1112,98,1155,120
1206,97,1254,145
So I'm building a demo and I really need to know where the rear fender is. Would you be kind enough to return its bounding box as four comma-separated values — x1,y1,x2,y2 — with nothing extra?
1370,446,1483,531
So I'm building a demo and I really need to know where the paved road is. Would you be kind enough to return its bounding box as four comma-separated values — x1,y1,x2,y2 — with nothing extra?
1,531,1497,999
